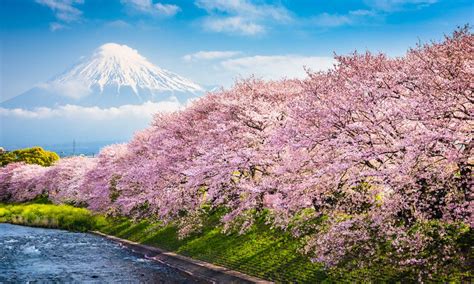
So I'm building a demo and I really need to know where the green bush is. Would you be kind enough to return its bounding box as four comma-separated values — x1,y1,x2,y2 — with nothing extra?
0,146,60,167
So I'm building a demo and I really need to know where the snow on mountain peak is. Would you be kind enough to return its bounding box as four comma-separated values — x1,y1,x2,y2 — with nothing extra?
96,43,143,60
49,43,204,96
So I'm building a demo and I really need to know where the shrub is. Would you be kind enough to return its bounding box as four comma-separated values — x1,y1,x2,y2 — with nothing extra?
0,147,59,167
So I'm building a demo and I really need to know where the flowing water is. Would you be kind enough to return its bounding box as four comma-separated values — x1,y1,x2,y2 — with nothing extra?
0,223,200,283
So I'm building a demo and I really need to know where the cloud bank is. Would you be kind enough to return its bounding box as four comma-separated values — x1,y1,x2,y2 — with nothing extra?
0,100,183,120
0,99,186,146
220,55,336,81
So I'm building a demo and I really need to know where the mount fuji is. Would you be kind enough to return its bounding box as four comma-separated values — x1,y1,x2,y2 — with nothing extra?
2,43,204,109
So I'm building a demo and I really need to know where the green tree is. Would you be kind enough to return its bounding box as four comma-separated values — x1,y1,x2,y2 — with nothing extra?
0,147,60,167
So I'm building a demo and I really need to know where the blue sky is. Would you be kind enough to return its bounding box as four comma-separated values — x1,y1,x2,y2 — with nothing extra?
1,0,473,101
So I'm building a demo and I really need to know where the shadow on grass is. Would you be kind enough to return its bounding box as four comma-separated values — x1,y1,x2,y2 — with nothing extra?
132,217,327,283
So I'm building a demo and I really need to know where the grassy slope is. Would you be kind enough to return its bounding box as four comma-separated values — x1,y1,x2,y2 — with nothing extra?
0,203,327,283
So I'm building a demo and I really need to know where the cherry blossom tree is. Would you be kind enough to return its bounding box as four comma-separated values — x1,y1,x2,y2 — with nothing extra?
0,163,48,202
82,143,130,212
0,27,471,280
268,27,473,277
40,156,98,206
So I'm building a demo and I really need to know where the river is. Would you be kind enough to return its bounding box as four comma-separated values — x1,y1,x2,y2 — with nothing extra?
0,223,200,283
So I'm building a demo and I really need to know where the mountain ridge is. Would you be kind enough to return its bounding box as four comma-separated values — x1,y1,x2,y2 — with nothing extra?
2,43,204,109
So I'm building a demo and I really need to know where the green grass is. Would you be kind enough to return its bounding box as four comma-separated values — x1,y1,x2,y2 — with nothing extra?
0,203,96,232
0,203,327,283
97,217,328,283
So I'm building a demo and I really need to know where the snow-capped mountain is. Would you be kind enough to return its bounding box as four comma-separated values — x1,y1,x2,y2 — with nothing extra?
2,43,204,109
54,43,203,94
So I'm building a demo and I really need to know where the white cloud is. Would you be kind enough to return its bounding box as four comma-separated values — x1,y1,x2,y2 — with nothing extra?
310,10,378,27
105,20,132,28
311,13,353,27
349,9,378,17
202,16,264,35
307,0,434,28
35,0,84,23
195,0,291,35
38,80,91,100
364,0,437,11
49,22,68,31
195,0,291,20
0,100,183,120
121,0,181,17
220,55,335,81
183,50,242,62
154,2,181,16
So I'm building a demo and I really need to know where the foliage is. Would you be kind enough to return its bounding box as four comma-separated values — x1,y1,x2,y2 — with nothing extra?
0,147,59,167
0,28,472,281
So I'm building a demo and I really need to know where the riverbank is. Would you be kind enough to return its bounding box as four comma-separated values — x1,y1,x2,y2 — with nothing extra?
3,203,470,282
92,231,271,283
0,203,327,283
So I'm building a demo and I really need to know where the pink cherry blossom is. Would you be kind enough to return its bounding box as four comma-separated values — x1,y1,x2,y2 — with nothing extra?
0,27,471,279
